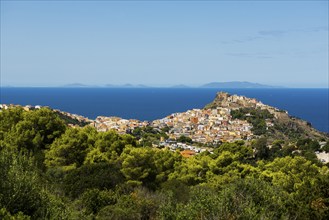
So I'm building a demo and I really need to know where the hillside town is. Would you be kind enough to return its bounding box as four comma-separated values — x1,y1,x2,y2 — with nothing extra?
92,92,281,144
152,107,253,143
92,116,149,133
92,107,254,144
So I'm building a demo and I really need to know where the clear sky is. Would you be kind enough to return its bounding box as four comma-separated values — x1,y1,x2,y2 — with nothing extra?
1,0,328,87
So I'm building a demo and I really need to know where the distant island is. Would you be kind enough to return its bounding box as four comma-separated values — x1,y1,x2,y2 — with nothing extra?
60,81,280,88
200,81,280,89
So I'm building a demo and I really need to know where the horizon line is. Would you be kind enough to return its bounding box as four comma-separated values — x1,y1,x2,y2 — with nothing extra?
1,85,329,89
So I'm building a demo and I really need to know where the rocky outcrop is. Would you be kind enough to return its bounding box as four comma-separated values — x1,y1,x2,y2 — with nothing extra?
205,92,264,109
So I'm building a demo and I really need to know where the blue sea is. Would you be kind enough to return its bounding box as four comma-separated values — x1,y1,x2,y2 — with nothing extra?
1,88,328,133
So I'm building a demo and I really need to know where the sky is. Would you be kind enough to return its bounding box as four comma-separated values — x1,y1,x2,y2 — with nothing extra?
1,0,328,87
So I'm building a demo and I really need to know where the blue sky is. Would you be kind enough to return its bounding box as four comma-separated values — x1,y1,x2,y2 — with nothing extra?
1,1,328,87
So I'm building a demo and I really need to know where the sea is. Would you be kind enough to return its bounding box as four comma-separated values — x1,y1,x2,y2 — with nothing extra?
1,88,328,134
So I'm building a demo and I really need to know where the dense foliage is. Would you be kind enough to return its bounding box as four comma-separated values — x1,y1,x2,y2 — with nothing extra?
231,108,273,135
1,107,328,219
131,126,168,147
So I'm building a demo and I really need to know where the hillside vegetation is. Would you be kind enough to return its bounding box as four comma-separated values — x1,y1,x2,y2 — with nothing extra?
1,107,329,219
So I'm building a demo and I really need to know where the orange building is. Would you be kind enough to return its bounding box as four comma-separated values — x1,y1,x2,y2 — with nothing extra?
190,117,199,124
180,150,196,158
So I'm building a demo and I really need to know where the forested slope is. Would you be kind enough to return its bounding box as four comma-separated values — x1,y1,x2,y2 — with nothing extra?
1,107,329,219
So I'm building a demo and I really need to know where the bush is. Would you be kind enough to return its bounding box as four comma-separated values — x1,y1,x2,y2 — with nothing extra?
0,150,67,219
63,163,124,198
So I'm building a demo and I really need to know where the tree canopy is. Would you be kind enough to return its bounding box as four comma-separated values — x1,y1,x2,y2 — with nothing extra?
0,107,328,219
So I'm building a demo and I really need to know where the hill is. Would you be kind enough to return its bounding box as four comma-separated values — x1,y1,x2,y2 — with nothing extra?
201,81,278,88
89,92,328,144
204,92,328,141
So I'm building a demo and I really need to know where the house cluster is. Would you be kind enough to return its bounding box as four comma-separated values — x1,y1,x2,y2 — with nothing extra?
92,116,149,134
152,107,254,144
315,142,329,164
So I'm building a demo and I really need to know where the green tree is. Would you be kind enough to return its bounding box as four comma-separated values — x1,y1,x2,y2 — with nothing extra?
2,108,66,152
0,107,24,141
177,135,193,143
45,126,96,170
213,141,253,162
253,137,270,160
259,156,328,219
215,178,291,219
0,150,68,219
297,138,320,152
269,140,284,159
152,149,181,186
206,151,260,189
97,187,162,220
84,131,136,164
79,189,117,215
169,154,211,185
63,162,124,198
322,142,329,153
120,147,155,187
